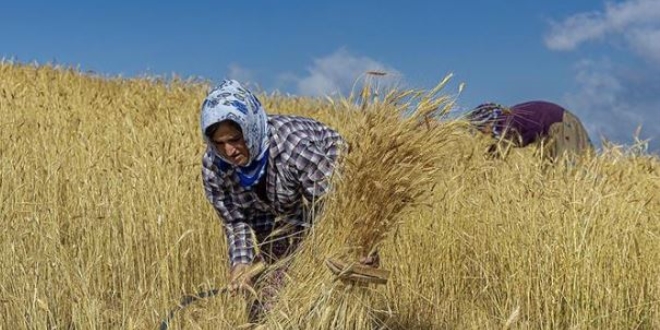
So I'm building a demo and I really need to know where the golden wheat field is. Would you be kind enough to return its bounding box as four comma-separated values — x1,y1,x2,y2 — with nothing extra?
1,62,659,330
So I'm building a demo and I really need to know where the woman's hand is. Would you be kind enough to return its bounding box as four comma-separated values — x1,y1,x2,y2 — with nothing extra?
228,263,255,296
359,250,380,268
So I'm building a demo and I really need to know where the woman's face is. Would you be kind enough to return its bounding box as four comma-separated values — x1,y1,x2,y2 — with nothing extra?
480,121,495,135
210,121,250,166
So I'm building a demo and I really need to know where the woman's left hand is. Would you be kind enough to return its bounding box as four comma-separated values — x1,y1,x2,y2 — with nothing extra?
359,251,380,268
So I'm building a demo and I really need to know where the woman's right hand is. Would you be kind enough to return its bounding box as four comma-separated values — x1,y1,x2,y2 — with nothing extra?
228,263,254,296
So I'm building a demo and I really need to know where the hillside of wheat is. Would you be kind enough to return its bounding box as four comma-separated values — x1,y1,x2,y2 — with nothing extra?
1,62,659,329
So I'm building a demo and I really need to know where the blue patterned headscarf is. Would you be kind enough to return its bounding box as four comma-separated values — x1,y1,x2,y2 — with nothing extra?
466,103,509,138
200,80,269,188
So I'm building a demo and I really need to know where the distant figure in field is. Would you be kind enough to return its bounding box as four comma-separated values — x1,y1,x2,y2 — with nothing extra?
465,100,593,161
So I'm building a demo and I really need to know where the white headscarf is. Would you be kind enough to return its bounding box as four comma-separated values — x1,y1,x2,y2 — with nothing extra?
200,79,269,187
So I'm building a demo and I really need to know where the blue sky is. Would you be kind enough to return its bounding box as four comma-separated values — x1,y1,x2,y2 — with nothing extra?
2,0,659,152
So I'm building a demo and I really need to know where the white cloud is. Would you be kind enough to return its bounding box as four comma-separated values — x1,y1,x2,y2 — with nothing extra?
545,0,660,65
545,0,660,152
562,59,660,151
626,28,660,64
293,48,403,97
226,63,255,84
545,11,610,50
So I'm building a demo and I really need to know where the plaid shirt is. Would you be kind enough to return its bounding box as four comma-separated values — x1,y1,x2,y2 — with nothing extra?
202,115,345,267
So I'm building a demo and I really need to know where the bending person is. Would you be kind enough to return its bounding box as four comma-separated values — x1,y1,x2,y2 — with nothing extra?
200,80,346,321
466,100,593,161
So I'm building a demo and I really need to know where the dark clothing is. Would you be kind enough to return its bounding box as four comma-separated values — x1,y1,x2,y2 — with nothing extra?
468,100,593,161
495,101,565,147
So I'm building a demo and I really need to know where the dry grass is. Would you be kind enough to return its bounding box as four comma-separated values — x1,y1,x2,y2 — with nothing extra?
261,75,461,330
1,62,659,329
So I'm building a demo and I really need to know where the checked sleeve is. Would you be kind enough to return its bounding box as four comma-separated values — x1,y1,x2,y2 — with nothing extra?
202,152,256,268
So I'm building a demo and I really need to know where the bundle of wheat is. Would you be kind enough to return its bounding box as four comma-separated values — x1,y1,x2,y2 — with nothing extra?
259,75,464,330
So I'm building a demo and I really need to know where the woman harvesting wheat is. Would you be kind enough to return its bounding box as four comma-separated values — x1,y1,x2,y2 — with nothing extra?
199,79,354,321
466,100,593,161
